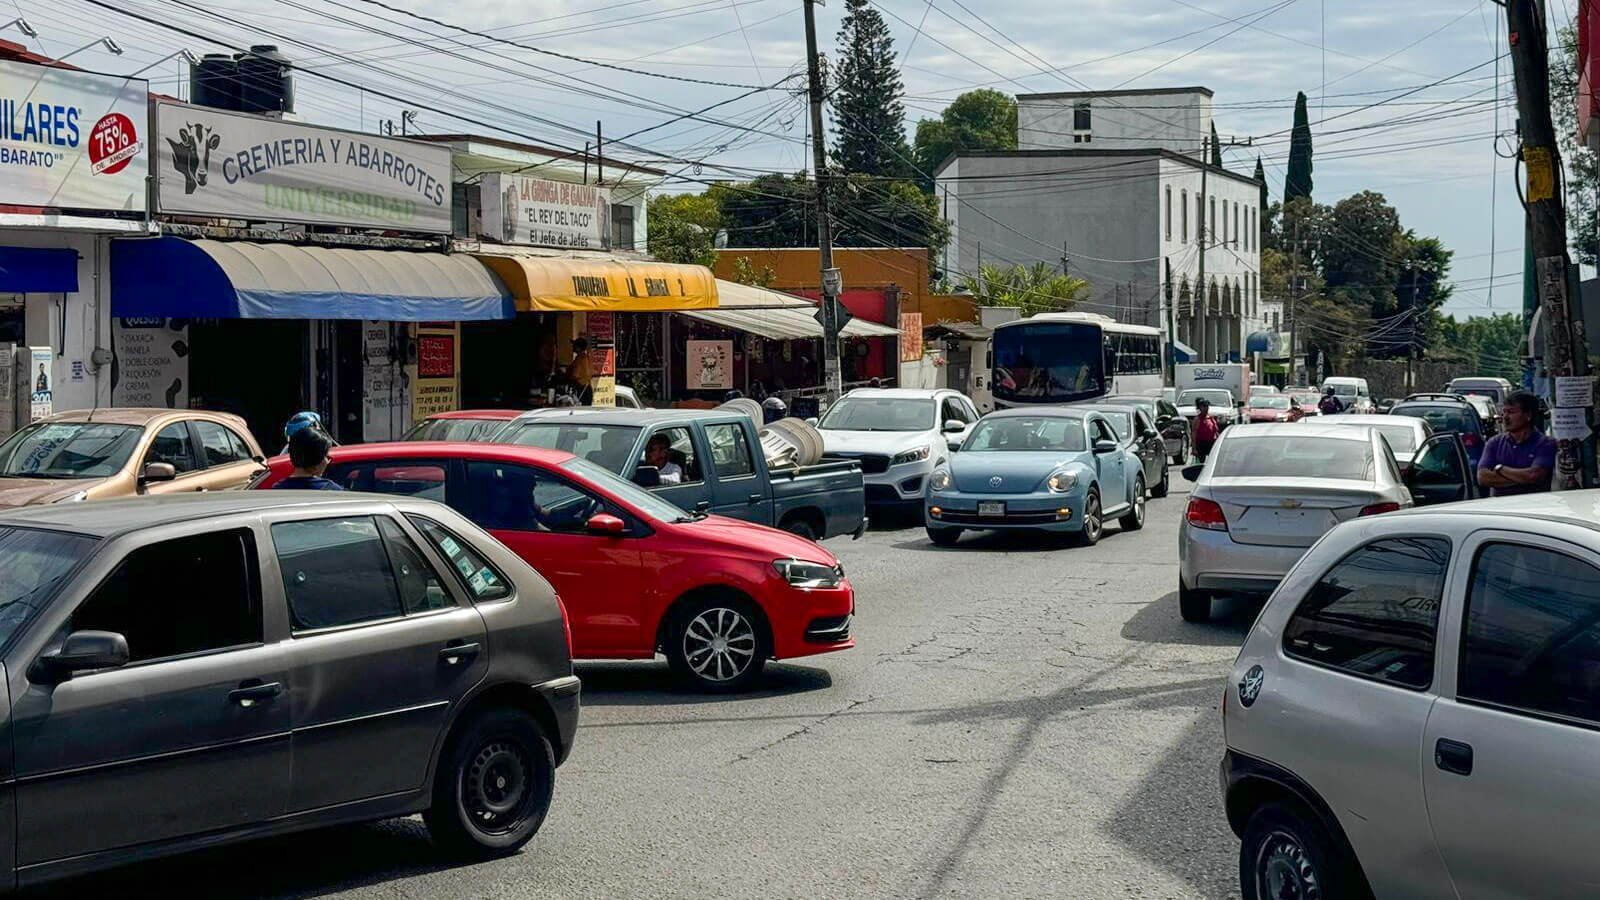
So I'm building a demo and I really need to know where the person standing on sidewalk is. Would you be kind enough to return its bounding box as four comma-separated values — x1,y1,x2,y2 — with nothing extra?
1477,391,1556,496
1192,398,1221,463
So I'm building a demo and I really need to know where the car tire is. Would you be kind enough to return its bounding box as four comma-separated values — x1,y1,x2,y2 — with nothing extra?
1151,462,1170,498
424,707,555,860
1239,801,1364,900
781,517,818,541
1119,477,1147,531
1076,489,1102,546
1178,580,1212,623
667,597,769,692
926,525,963,546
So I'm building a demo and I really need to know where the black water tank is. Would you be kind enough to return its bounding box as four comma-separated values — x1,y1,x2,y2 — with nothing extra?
237,45,294,115
190,53,240,110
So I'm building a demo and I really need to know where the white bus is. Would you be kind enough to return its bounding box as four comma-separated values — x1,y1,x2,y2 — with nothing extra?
990,312,1163,408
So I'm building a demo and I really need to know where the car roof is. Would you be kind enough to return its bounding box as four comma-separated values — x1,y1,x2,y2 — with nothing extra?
324,441,576,466
1224,422,1375,441
840,388,948,399
428,409,524,420
0,492,440,539
1103,395,1156,404
987,406,1091,420
38,408,244,427
1387,489,1600,533
506,408,747,427
1328,415,1422,427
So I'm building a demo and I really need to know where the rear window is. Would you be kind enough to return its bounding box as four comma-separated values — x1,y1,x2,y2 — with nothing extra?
1372,424,1420,453
1212,435,1375,481
326,461,448,502
1394,404,1476,434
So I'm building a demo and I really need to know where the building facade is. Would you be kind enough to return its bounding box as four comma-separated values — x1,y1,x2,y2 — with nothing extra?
1017,87,1213,157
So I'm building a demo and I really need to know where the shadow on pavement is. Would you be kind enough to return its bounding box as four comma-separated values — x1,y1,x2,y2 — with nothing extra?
574,660,834,707
890,529,1079,553
1120,591,1256,647
867,505,923,531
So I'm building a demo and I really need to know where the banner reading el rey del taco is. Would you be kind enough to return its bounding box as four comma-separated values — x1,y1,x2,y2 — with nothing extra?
154,101,452,233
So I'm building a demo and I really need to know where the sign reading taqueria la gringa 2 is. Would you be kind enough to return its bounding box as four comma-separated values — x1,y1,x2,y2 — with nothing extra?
154,101,452,233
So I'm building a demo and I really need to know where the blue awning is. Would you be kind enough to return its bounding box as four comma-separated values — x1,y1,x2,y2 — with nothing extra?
0,246,78,293
111,237,513,321
1246,330,1274,354
1170,338,1197,363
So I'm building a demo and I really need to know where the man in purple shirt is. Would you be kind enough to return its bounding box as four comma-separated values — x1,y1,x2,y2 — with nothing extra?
1477,391,1555,496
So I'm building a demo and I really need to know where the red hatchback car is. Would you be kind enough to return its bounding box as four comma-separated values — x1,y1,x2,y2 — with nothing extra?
258,442,855,690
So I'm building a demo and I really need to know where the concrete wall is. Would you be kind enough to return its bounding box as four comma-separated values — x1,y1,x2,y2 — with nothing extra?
1018,90,1212,157
712,247,932,310
0,228,111,417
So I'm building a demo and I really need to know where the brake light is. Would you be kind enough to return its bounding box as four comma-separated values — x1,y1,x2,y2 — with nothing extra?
1360,502,1401,517
1462,432,1481,448
1186,497,1228,530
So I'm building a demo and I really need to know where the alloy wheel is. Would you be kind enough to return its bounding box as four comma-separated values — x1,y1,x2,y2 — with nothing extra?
1083,494,1102,542
464,740,532,836
683,607,758,682
1132,485,1146,524
1255,829,1321,900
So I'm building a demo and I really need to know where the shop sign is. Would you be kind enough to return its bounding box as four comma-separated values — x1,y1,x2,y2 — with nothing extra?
154,101,452,233
27,346,51,421
412,323,459,419
591,376,616,407
589,345,615,378
686,339,732,391
362,323,407,442
0,60,148,212
900,312,924,362
112,318,190,409
480,173,611,249
586,311,615,341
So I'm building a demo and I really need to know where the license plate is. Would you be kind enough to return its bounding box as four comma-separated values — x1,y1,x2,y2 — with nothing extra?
978,501,1006,517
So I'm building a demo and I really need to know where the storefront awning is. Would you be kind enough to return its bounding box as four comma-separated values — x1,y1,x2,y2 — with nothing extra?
0,246,78,293
477,253,717,312
111,237,514,321
1170,338,1197,363
712,279,813,309
681,305,901,341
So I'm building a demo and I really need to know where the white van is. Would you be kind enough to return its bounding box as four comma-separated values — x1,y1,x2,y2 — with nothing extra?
1320,376,1373,413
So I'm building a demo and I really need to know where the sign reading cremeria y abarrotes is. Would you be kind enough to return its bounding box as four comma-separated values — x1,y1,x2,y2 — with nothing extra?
154,101,452,233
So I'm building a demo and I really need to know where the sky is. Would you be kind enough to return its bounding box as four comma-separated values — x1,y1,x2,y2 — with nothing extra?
16,0,1548,319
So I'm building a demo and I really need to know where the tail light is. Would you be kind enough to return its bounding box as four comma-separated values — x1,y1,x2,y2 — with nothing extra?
1360,502,1401,517
1462,432,1481,449
1186,497,1228,531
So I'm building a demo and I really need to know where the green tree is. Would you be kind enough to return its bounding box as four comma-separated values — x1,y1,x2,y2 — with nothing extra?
1431,313,1524,381
1385,233,1455,359
832,0,912,178
912,89,1016,190
834,175,950,255
712,174,815,248
1253,157,1268,215
1318,191,1402,314
729,256,777,287
645,193,722,267
957,262,1088,313
1554,20,1599,265
1285,91,1314,202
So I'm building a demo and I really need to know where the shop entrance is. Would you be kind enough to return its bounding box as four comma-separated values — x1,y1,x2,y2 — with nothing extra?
0,296,25,346
460,313,560,409
189,318,311,450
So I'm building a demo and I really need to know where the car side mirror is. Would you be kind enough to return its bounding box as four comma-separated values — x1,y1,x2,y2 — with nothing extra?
804,417,819,427
632,465,661,488
947,440,962,452
32,630,129,683
1093,438,1117,454
942,420,967,433
585,513,627,535
1181,464,1204,481
140,462,176,485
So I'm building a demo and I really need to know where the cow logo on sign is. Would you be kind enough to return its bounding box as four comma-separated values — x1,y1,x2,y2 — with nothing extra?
167,122,221,194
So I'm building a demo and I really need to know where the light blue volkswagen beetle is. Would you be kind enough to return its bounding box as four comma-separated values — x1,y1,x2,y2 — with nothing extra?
923,407,1146,547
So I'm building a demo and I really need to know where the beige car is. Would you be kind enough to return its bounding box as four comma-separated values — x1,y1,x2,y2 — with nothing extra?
0,409,266,507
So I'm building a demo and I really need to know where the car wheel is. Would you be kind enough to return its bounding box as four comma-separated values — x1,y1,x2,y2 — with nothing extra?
1240,802,1362,900
668,598,769,691
1120,477,1147,531
1151,462,1170,498
1178,580,1212,623
926,525,963,546
424,707,555,859
1076,489,1102,546
781,517,818,541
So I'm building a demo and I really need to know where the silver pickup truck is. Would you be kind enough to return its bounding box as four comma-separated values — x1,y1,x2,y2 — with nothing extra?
494,409,868,541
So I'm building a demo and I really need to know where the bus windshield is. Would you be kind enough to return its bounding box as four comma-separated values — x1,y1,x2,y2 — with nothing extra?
992,322,1105,404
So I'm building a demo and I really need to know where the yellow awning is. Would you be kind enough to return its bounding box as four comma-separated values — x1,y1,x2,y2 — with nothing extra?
475,253,718,312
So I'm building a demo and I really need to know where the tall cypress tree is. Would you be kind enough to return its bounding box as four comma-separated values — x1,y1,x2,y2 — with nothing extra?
1253,157,1268,212
832,0,912,177
1285,91,1314,201
1210,121,1222,167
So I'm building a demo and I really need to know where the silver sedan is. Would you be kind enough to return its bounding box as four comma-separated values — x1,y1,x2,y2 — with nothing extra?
1323,414,1432,472
1179,423,1418,622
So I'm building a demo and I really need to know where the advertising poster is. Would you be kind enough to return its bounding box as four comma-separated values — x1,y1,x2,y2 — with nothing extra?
411,323,459,420
154,101,453,232
591,376,617,407
362,322,408,442
479,173,612,249
112,318,190,408
27,347,51,421
900,312,924,362
0,61,148,211
686,339,733,391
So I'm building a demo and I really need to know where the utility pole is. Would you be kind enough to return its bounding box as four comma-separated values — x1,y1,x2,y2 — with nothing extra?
1505,0,1590,489
1288,217,1301,385
803,0,844,401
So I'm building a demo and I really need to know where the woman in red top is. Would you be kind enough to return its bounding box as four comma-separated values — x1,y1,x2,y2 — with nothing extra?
1192,398,1221,462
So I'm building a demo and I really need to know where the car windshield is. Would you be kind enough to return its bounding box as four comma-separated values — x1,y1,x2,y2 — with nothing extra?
1249,396,1292,409
1213,435,1376,480
991,321,1105,404
963,416,1086,452
1095,411,1133,439
402,417,509,443
1109,398,1156,416
1179,389,1232,408
500,422,641,472
0,422,143,479
0,527,96,649
559,457,690,523
1291,393,1321,407
1327,383,1359,397
818,397,936,432
1393,405,1475,434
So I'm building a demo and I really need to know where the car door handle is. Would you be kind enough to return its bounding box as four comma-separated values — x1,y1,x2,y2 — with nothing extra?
229,681,283,707
748,493,763,504
1435,738,1474,776
440,641,482,666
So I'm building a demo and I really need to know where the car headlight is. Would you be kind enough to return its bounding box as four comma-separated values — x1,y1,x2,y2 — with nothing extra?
53,490,88,503
892,445,932,466
929,469,952,492
773,558,844,589
1047,470,1078,493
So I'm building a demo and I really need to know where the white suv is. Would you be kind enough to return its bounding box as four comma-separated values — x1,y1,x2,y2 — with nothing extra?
1222,491,1600,899
816,388,978,508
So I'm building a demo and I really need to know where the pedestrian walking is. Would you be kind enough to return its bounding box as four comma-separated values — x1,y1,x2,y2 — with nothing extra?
1192,398,1221,462
1317,387,1345,415
273,427,344,491
1477,391,1556,496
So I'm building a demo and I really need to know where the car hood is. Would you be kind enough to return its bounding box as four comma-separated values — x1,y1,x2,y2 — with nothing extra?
671,514,840,564
947,451,1088,493
820,429,933,455
0,476,100,507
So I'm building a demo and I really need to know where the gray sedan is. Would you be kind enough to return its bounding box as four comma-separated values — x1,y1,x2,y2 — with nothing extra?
1178,422,1474,622
1324,413,1433,471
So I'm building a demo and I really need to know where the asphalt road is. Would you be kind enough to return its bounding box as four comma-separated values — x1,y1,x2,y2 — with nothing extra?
28,474,1260,900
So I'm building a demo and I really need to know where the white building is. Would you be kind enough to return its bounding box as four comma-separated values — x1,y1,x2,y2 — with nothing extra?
937,87,1261,364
